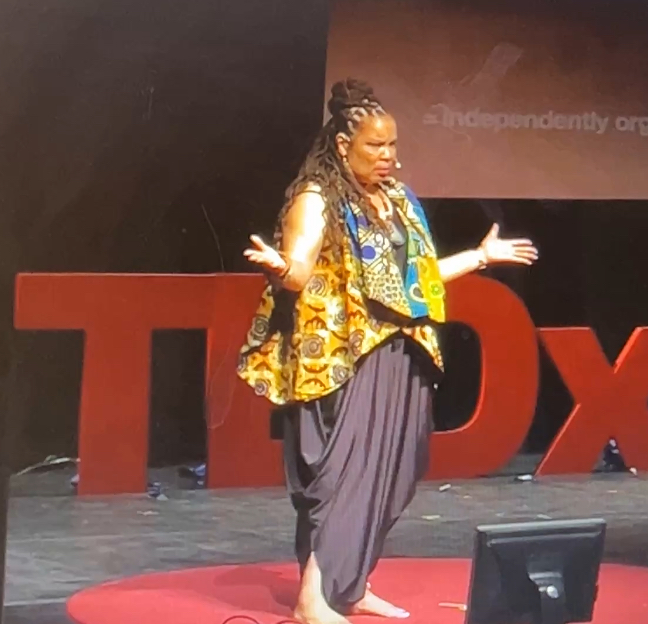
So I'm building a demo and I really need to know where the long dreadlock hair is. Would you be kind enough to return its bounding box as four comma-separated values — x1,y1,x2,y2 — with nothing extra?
274,78,388,250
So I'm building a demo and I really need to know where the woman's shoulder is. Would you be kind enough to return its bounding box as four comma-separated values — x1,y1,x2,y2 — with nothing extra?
283,183,327,225
298,181,325,197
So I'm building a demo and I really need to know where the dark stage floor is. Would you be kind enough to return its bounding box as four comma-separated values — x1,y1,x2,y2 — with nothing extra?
4,465,648,624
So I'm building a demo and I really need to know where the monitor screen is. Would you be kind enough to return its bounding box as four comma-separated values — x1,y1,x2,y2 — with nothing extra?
465,519,606,624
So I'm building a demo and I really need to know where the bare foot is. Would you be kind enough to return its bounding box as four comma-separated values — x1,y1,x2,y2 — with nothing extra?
294,602,350,624
294,554,350,624
349,588,410,619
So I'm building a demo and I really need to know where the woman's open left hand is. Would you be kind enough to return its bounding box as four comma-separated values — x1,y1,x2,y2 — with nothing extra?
243,235,287,274
480,224,538,266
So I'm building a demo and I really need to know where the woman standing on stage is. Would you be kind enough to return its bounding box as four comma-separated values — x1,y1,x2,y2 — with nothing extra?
237,79,537,624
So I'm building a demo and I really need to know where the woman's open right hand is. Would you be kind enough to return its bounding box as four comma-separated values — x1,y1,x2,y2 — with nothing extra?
243,235,287,275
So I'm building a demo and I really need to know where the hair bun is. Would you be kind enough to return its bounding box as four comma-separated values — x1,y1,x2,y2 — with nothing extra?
327,78,379,118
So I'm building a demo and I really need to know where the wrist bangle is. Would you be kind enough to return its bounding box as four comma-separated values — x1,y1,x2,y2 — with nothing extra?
476,248,488,270
277,263,290,279
276,253,291,280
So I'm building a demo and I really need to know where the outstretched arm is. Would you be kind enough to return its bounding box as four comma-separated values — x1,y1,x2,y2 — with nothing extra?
438,224,538,282
438,248,489,282
244,189,327,291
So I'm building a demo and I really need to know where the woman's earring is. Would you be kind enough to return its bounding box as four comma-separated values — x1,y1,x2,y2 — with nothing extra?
395,161,402,170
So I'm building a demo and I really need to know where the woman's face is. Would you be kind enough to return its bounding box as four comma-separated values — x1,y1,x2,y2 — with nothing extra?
338,114,398,188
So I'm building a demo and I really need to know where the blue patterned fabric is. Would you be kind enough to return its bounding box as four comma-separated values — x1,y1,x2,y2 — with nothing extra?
344,183,445,321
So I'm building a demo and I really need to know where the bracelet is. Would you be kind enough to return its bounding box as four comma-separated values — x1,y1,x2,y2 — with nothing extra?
475,248,488,270
277,263,290,280
276,253,291,280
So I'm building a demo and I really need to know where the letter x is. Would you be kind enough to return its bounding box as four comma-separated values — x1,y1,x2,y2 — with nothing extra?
537,327,648,475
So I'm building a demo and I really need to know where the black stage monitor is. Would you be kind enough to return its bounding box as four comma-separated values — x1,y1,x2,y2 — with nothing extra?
465,518,606,624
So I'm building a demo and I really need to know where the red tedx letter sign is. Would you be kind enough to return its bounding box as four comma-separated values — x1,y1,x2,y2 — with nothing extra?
537,327,648,475
14,273,217,495
204,276,283,488
429,275,539,479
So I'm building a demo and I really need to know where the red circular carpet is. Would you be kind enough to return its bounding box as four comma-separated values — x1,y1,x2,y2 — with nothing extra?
67,558,648,624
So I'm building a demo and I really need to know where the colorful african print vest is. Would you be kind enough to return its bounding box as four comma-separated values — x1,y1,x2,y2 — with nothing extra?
237,182,445,405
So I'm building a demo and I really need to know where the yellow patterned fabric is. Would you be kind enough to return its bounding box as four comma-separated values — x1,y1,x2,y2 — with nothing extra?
237,183,444,405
